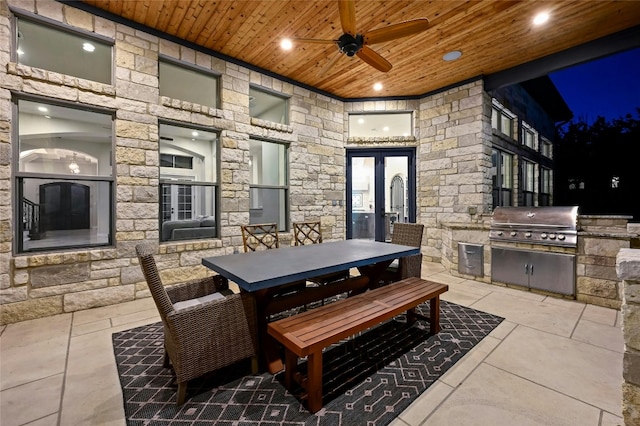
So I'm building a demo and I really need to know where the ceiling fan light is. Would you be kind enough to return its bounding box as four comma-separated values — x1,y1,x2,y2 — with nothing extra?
443,50,462,61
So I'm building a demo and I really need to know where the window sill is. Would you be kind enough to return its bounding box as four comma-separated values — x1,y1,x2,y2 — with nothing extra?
8,63,116,96
159,96,224,118
250,117,293,133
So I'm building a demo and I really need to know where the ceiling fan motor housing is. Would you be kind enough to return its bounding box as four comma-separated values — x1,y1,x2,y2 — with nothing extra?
338,33,363,56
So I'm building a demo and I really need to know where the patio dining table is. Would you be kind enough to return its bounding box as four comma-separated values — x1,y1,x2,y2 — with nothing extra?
202,239,420,372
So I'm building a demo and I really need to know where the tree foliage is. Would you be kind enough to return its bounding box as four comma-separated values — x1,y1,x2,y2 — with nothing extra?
554,109,640,221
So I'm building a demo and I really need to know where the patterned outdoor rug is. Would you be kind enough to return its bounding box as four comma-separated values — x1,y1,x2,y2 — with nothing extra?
113,300,503,425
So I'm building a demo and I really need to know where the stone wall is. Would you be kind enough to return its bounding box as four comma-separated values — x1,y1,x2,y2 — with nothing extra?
617,248,640,425
416,81,493,262
578,215,635,309
0,0,346,324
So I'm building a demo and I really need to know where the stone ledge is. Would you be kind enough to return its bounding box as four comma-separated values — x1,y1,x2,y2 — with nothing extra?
617,248,640,281
250,117,293,133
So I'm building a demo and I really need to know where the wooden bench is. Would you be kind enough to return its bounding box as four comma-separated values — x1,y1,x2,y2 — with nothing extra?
267,276,448,413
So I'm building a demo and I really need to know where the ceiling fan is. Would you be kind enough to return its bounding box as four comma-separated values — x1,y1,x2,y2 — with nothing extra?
286,0,430,75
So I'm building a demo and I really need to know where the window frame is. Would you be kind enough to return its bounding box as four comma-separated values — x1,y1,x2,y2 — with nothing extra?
522,159,536,206
248,138,290,232
521,121,537,150
348,111,414,138
13,94,116,254
13,11,114,85
249,86,290,125
541,137,553,158
491,99,516,140
158,56,221,109
491,148,514,209
158,120,221,243
539,167,552,206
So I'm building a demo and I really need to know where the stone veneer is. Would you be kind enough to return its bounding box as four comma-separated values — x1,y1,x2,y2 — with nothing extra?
0,0,625,325
617,248,640,425
0,0,347,324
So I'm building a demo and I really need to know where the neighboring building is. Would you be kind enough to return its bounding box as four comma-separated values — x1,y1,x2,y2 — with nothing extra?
0,1,570,324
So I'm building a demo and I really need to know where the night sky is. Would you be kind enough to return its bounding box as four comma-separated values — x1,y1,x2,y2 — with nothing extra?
549,47,640,123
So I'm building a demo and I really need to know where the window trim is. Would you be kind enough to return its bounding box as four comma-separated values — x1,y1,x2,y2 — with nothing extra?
249,85,290,125
12,10,115,84
13,94,116,254
491,147,514,208
347,111,414,138
248,137,290,231
491,98,516,139
158,120,221,242
158,55,221,109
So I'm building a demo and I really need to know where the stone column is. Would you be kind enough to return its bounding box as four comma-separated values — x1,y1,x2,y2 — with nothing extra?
617,248,640,425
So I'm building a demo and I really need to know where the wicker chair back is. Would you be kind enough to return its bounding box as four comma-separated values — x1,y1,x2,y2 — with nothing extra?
241,223,280,252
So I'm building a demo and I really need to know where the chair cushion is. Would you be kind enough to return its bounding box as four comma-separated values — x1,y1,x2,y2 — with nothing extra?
173,292,225,312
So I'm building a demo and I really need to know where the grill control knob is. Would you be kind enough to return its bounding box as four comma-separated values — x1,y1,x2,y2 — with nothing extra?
549,234,557,239
541,233,548,239
497,231,503,236
510,231,517,237
558,235,566,241
525,232,532,238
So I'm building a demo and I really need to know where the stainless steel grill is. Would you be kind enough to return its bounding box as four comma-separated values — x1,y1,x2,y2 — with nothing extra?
489,206,579,247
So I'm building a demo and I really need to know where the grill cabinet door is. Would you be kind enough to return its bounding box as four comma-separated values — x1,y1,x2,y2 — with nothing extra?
491,247,529,287
528,251,575,295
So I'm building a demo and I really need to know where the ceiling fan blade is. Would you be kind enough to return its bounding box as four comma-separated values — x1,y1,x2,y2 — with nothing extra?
291,37,337,45
363,18,430,45
338,0,357,35
356,46,392,73
318,50,342,77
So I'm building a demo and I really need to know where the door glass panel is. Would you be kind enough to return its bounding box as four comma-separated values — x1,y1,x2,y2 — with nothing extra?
350,156,375,240
385,156,408,241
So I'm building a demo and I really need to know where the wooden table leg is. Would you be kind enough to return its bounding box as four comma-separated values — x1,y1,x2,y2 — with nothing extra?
284,350,298,390
430,296,441,334
306,351,323,414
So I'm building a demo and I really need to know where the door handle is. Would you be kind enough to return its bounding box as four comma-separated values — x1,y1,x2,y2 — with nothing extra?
530,264,533,275
524,263,529,274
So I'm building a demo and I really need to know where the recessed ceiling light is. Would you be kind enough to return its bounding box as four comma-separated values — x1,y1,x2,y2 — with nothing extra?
383,126,389,132
373,82,383,91
82,42,95,52
37,106,48,112
443,50,462,61
191,131,199,137
280,38,293,50
357,118,365,124
533,12,550,26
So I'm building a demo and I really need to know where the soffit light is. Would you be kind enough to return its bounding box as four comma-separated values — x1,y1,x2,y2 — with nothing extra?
443,50,462,61
280,38,293,50
373,82,383,91
533,12,550,26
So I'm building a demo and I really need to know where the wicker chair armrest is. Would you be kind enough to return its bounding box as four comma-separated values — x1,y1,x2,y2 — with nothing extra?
399,253,423,280
165,293,258,365
165,275,230,303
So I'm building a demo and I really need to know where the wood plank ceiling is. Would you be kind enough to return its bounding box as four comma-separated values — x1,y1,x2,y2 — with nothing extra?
79,0,640,99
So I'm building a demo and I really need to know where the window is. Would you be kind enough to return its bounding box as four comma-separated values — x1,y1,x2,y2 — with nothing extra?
348,112,413,137
522,121,537,150
541,137,553,158
540,167,552,206
16,17,112,84
159,123,218,242
491,148,513,208
159,59,219,108
522,160,536,206
16,99,114,253
249,140,288,230
249,87,289,124
491,99,516,139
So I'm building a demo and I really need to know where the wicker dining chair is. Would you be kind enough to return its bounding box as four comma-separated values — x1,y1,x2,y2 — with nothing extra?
381,222,424,284
293,221,350,285
241,223,280,252
135,244,258,405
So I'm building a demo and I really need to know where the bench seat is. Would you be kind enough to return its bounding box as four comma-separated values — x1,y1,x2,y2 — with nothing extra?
267,276,448,413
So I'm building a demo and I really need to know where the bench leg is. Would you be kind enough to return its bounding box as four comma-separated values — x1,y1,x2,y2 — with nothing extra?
306,351,323,413
284,350,298,390
406,307,417,325
430,296,441,334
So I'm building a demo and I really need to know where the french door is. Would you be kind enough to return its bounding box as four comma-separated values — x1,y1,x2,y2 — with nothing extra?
346,148,416,241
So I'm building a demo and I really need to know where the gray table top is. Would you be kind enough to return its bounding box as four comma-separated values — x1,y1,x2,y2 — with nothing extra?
202,239,420,291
